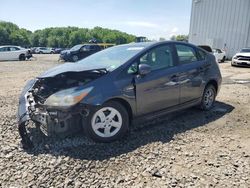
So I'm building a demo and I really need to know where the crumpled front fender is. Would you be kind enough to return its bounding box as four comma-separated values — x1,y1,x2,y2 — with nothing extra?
17,79,36,149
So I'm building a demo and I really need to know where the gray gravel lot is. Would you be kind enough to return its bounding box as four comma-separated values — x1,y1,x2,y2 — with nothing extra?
0,55,249,187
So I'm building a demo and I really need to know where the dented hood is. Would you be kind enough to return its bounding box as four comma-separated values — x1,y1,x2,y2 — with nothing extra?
38,63,106,78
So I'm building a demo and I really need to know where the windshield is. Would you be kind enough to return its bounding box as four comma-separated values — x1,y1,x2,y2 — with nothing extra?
240,48,250,53
77,45,145,71
70,44,83,51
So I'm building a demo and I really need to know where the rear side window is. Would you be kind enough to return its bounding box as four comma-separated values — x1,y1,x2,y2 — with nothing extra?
176,44,198,64
0,47,10,52
197,49,206,61
90,45,100,51
9,47,19,51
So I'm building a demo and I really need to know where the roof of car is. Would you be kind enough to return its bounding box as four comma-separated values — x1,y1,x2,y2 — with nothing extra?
117,41,197,49
0,45,20,48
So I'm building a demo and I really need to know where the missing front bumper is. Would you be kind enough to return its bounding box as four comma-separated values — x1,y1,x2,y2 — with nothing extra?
17,80,92,149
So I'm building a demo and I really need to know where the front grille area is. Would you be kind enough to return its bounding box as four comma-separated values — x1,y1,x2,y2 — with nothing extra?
238,56,250,61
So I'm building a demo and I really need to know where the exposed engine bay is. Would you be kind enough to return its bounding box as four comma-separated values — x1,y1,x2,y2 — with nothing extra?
33,70,105,104
18,69,107,148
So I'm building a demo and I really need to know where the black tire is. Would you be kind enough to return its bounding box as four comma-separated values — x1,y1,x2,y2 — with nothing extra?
19,54,26,61
72,55,79,62
199,84,216,111
39,51,42,54
221,56,226,62
83,101,129,142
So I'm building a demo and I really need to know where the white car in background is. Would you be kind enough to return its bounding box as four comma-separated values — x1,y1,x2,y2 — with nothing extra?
35,47,54,54
0,46,30,61
231,48,250,67
212,48,226,62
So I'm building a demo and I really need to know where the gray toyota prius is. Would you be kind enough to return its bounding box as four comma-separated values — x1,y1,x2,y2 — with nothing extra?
18,41,222,148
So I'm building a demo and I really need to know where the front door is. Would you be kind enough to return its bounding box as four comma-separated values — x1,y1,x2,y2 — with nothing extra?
134,44,180,116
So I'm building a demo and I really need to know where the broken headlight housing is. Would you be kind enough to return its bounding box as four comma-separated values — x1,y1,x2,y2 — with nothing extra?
44,86,93,107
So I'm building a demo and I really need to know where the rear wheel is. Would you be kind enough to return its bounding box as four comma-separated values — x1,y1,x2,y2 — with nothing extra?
200,84,216,110
19,54,26,61
83,101,129,142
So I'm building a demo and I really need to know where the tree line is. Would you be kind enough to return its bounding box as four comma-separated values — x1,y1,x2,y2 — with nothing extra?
0,21,136,48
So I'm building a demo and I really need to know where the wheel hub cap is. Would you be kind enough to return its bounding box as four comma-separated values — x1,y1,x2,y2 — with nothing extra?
91,107,122,138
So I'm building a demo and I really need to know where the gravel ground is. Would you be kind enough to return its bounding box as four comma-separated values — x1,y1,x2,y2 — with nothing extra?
0,55,249,187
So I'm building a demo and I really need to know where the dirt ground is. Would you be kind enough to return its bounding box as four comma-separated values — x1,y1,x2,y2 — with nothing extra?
0,54,249,187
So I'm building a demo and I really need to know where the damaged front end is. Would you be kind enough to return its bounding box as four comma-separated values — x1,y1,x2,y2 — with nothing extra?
17,68,106,149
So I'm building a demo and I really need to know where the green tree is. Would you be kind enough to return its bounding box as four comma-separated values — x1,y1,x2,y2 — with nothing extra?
0,21,137,47
171,35,188,42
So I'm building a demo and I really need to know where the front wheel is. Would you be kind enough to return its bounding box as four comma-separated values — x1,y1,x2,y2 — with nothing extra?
83,101,129,142
200,85,216,110
221,56,226,62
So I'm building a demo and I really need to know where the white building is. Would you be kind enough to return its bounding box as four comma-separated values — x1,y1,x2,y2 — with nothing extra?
189,0,250,58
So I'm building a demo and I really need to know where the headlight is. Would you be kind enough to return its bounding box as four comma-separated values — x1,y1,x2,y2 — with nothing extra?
233,56,237,59
44,87,93,107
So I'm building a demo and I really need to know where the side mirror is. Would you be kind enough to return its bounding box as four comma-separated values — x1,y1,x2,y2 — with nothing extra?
138,64,151,76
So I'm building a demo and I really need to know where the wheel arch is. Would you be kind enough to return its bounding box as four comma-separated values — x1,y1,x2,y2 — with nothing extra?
105,98,133,123
19,53,26,60
206,79,218,93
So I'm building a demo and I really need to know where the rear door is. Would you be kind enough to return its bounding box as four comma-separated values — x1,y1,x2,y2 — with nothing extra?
175,44,208,103
134,44,180,115
0,47,11,60
0,47,6,60
9,46,21,60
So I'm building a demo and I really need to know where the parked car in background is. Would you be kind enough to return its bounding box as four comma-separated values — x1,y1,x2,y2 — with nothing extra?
0,45,31,61
231,48,250,67
18,41,222,148
60,44,102,62
30,47,38,54
53,48,64,54
198,45,212,53
35,47,54,54
198,45,226,63
213,48,226,62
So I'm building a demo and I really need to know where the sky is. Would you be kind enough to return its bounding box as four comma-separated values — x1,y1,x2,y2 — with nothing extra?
0,0,192,40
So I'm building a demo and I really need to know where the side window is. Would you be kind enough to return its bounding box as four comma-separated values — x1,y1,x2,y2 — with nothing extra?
90,45,98,51
197,49,206,61
138,45,174,71
9,47,19,51
0,47,10,52
81,45,90,52
127,62,138,74
176,44,198,64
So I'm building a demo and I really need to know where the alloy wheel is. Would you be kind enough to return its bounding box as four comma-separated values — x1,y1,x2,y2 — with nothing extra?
91,107,122,138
